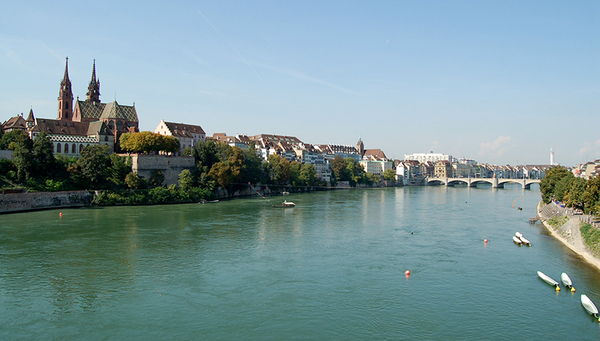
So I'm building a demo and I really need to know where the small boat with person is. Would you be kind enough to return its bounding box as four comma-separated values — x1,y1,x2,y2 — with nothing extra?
581,294,600,320
537,271,560,291
273,200,296,208
561,273,575,292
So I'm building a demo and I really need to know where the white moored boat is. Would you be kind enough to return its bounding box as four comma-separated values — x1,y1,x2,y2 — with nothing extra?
537,271,560,291
515,232,523,238
513,236,523,245
581,294,599,319
561,273,575,291
519,236,531,246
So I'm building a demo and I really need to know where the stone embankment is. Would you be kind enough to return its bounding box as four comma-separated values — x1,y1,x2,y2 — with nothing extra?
0,190,92,214
538,201,600,271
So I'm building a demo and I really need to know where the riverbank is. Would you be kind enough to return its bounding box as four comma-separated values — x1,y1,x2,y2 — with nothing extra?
537,201,600,271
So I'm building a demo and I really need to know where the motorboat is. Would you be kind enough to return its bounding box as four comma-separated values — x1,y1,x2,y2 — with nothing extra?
515,232,523,238
561,273,575,291
581,294,599,319
513,236,523,245
537,271,560,291
273,200,295,208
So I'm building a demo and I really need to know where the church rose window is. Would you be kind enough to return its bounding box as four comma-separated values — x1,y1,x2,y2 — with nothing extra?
57,143,61,153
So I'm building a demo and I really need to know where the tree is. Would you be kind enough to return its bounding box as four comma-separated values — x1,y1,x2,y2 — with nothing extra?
383,169,396,182
76,144,111,188
331,155,347,181
119,131,180,154
182,147,194,156
540,166,573,203
264,154,290,185
195,140,224,175
12,142,33,182
107,154,132,188
289,161,302,186
125,172,148,189
0,130,32,150
178,169,195,191
208,147,246,190
563,177,586,210
583,175,600,215
299,163,316,186
241,142,262,184
32,132,56,177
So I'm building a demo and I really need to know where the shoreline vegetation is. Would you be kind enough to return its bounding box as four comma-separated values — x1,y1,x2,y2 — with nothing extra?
538,166,600,271
0,131,397,206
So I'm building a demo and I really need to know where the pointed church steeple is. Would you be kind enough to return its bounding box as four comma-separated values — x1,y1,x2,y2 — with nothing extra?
57,57,74,120
86,59,101,104
26,108,35,129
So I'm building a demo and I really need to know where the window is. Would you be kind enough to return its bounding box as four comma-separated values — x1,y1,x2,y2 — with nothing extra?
72,144,76,153
64,143,69,153
57,143,62,153
79,144,84,153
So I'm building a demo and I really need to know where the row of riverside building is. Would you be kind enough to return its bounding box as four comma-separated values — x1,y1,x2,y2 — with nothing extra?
1,58,393,185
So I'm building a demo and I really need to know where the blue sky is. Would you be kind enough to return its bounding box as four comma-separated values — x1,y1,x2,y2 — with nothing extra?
1,0,598,166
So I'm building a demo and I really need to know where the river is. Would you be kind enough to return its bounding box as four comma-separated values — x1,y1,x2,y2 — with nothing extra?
1,186,600,340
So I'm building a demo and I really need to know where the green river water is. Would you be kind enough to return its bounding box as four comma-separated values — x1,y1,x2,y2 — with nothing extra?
1,186,600,340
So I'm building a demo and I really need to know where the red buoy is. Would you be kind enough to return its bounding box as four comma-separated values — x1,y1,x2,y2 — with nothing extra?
484,239,488,244
405,270,410,276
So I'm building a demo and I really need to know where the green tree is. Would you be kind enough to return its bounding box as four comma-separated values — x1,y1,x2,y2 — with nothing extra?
125,172,148,189
383,168,396,182
540,166,573,203
178,169,195,191
76,144,111,188
120,132,179,154
107,154,132,188
182,147,194,156
299,163,316,186
331,155,347,181
12,142,33,182
242,142,262,184
0,130,32,150
563,177,586,210
289,161,302,186
264,154,290,185
32,132,56,177
583,175,600,215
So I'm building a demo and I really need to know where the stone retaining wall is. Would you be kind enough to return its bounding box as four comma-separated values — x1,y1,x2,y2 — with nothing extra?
130,154,195,186
0,190,92,214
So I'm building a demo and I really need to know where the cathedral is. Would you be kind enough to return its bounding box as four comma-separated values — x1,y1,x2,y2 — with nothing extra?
7,57,140,156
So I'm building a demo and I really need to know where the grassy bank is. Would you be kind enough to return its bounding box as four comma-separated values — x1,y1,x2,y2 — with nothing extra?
581,222,600,258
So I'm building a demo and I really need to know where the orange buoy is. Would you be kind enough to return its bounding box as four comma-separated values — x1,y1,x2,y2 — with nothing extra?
484,239,488,244
405,270,410,276
59,212,62,217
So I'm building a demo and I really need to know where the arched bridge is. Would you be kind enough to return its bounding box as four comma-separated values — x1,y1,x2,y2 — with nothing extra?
426,177,541,189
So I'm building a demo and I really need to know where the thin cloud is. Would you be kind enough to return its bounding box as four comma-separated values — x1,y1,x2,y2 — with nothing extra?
0,45,22,67
195,8,261,80
479,135,513,157
254,62,358,95
42,43,63,61
578,138,600,159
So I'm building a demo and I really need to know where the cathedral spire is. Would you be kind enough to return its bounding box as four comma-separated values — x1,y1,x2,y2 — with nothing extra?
57,57,74,120
86,59,101,103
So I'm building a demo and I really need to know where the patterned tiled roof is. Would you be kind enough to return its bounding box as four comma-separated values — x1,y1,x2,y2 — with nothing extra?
363,149,387,161
100,101,138,122
75,100,106,120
